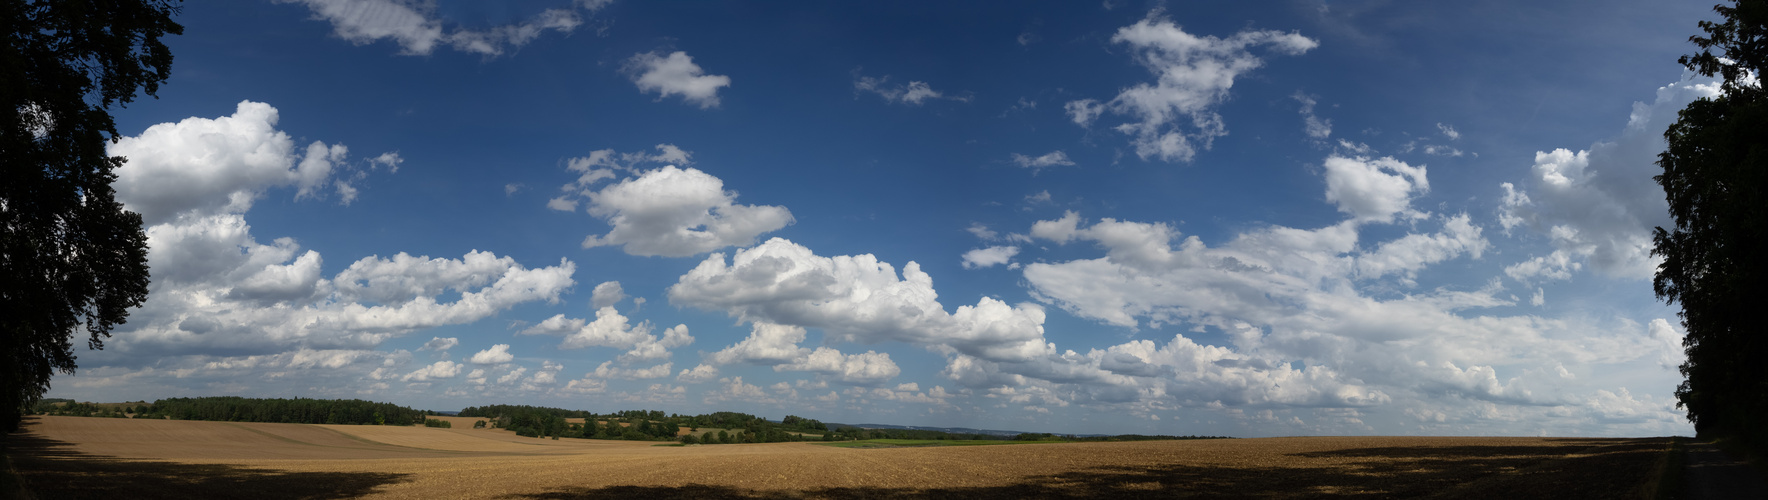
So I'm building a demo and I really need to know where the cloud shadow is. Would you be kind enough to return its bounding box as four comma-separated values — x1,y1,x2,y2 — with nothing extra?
4,423,411,500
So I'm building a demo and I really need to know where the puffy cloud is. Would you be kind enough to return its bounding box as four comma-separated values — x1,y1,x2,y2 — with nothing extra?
330,250,536,305
281,0,597,57
703,323,901,384
853,73,967,105
1075,12,1317,162
1355,214,1489,281
1017,192,1682,425
1009,151,1075,172
1322,155,1429,223
578,166,794,257
521,361,565,390
468,344,515,365
401,360,461,382
94,100,575,391
590,281,626,309
104,102,565,362
111,101,380,226
617,324,693,364
777,348,900,384
554,307,654,350
707,323,810,365
708,376,772,403
227,249,325,304
1503,250,1580,285
419,337,458,352
625,51,731,109
497,366,528,384
1498,79,1719,280
550,144,694,212
121,228,574,355
1029,211,1084,244
669,238,1052,363
522,307,692,360
961,246,1020,270
676,364,720,383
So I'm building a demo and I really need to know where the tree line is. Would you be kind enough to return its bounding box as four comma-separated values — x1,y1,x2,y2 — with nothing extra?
1654,1,1767,459
458,405,836,443
32,397,431,426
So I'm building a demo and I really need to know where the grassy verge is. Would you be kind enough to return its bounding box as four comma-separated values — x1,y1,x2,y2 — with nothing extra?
1705,436,1768,477
1,448,34,500
815,439,1057,449
1650,436,1686,500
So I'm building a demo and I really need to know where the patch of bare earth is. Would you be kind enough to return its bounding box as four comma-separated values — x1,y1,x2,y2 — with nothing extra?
5,417,1668,499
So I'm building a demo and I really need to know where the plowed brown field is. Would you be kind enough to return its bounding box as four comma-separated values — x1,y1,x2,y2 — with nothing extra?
5,416,1669,499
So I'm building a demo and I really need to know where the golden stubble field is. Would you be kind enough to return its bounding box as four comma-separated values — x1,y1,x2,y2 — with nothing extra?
5,416,1670,499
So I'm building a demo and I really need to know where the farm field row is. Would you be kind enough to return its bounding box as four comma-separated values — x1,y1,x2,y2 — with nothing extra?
6,416,1671,499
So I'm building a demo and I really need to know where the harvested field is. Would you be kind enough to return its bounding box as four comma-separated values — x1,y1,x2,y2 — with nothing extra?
6,416,1670,499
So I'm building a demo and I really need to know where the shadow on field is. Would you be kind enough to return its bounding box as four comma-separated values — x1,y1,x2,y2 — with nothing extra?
3,421,410,500
503,438,1666,500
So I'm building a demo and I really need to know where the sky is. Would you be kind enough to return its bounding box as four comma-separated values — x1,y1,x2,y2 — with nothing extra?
49,0,1719,437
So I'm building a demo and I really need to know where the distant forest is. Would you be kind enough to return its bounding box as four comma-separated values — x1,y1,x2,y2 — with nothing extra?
34,398,1229,442
459,405,832,443
34,396,430,425
459,404,1230,444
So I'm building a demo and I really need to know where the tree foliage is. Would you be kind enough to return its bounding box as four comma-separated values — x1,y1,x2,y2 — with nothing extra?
1655,0,1768,453
137,397,426,425
2,0,183,432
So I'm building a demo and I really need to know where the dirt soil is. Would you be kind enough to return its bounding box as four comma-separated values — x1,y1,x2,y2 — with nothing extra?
5,416,1670,499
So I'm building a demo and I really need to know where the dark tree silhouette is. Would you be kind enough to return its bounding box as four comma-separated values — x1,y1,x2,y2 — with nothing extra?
2,0,182,432
1654,0,1767,454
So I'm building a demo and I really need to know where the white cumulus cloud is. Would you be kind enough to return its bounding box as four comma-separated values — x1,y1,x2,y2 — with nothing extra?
1073,11,1317,162
468,344,515,365
670,238,1053,364
590,281,626,309
961,246,1021,269
625,51,731,109
402,360,461,381
578,166,794,257
1322,155,1429,223
1496,79,1717,280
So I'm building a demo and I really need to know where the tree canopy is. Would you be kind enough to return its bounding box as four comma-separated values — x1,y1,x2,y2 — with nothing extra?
1654,0,1767,454
2,0,182,432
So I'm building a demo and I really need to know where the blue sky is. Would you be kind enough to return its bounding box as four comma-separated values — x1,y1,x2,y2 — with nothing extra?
53,0,1716,437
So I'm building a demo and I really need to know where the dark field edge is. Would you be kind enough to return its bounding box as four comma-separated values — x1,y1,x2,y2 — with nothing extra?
1652,437,1687,500
1707,436,1768,477
1,443,34,500
3,421,411,500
